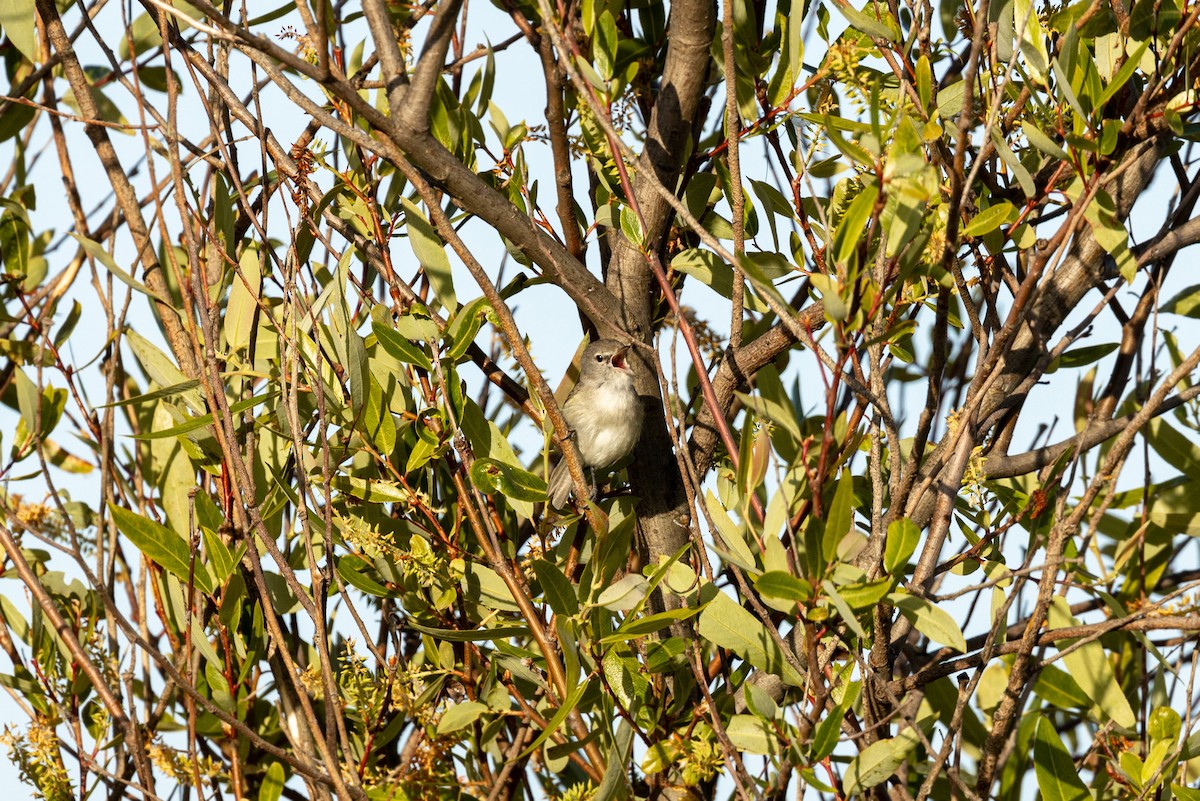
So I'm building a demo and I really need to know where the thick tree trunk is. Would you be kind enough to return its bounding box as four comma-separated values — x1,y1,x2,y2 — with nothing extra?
604,0,716,597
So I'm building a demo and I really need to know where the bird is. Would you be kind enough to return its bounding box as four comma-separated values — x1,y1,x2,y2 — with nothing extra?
546,339,644,509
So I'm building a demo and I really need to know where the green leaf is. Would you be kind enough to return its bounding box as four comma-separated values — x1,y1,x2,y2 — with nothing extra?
594,721,634,801
460,398,535,519
137,66,178,93
407,621,529,642
1051,56,1090,126
824,470,855,555
69,233,170,305
1047,598,1135,728
596,574,649,611
885,518,920,573
342,325,367,418
1163,284,1200,318
937,80,965,118
445,297,489,363
1015,0,1049,81
461,563,521,612
0,0,37,62
97,380,201,409
990,132,1035,197
822,580,866,637
469,457,547,502
329,475,416,504
337,554,391,597
825,120,875,166
0,95,36,144
739,682,778,724
202,527,242,588
810,683,859,760
532,559,579,617
671,248,768,312
1096,41,1148,109
487,100,511,144
603,649,649,710
1033,664,1089,709
43,438,93,474
258,763,285,801
833,184,879,267
12,368,40,439
810,273,848,323
109,504,213,596
843,728,920,796
125,329,205,414
962,202,1016,238
437,700,489,735
753,571,811,603
1148,706,1181,745
118,10,171,59
1083,190,1129,258
601,604,705,642
619,205,644,248
697,592,805,687
788,0,806,84
837,578,892,610
889,592,967,652
362,375,397,455
594,9,618,80
797,112,871,134
519,680,588,758
131,391,277,440
915,54,932,110
725,715,780,756
1022,122,1069,160
833,0,898,41
372,322,434,371
1033,716,1090,801
704,490,759,572
400,198,458,314
1052,342,1117,372
734,389,803,443
51,302,81,347
226,247,262,352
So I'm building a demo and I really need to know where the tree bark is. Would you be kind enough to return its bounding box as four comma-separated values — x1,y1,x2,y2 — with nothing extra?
604,0,716,596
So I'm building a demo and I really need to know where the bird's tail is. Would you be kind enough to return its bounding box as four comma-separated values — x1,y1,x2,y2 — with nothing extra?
546,460,573,510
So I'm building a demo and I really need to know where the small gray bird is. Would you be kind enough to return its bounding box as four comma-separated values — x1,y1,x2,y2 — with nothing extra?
546,339,644,509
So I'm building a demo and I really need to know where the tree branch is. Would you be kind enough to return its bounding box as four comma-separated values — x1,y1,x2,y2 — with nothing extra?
983,384,1200,479
892,613,1200,694
908,133,1169,531
362,0,409,112
400,0,465,131
38,0,197,377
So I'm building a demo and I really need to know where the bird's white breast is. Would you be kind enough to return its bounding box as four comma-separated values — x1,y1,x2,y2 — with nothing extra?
566,375,642,468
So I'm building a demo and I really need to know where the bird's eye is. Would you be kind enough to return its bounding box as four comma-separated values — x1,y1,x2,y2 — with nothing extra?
595,354,604,362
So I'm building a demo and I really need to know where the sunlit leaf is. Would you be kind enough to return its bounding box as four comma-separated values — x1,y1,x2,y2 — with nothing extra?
885,518,920,574
1047,598,1135,728
226,247,262,353
109,504,214,596
70,233,171,305
697,592,805,687
258,763,285,801
1033,716,1090,801
400,198,458,314
437,701,488,735
889,592,967,652
843,728,920,796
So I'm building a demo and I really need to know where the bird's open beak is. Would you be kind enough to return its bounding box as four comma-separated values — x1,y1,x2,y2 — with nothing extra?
612,346,631,370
